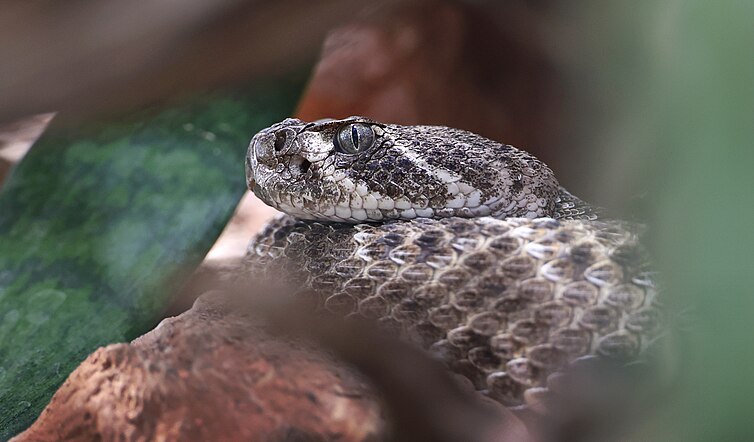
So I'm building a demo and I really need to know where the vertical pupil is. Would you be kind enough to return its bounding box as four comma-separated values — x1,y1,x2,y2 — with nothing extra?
351,125,359,149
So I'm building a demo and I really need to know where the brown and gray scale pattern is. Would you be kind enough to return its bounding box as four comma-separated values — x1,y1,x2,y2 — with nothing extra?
243,117,663,408
245,215,662,407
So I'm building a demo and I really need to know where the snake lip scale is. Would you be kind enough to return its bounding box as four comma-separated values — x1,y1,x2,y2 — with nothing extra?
244,117,662,409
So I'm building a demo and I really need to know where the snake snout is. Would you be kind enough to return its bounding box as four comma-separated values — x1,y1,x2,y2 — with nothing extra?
252,127,298,168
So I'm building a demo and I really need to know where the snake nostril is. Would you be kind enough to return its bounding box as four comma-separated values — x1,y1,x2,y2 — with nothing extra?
273,131,288,152
289,155,311,177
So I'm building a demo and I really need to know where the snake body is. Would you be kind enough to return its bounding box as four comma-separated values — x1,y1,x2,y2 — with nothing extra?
244,117,661,407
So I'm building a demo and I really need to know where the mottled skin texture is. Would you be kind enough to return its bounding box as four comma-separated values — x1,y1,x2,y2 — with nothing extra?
247,117,598,222
244,118,661,408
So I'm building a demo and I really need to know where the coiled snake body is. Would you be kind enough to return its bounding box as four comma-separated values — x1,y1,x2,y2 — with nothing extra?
244,117,661,407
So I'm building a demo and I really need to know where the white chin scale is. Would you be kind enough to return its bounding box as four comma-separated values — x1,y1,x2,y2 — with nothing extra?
271,187,536,224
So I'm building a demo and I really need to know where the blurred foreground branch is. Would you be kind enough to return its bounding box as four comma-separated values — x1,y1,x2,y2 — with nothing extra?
0,0,407,123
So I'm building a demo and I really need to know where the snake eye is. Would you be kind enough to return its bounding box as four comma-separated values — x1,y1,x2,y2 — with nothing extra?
335,123,375,154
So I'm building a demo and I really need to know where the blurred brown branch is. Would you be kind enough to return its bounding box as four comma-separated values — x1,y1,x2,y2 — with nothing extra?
0,0,408,123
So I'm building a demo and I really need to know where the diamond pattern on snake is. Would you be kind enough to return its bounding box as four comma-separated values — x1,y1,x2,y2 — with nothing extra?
244,117,662,407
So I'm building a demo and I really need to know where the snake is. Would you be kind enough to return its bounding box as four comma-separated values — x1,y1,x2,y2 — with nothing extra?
243,116,662,409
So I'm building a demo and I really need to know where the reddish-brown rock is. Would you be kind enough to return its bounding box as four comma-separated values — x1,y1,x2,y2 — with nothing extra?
12,296,386,441
296,0,562,157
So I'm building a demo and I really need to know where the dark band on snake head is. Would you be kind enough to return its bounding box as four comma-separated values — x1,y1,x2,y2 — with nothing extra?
247,117,566,223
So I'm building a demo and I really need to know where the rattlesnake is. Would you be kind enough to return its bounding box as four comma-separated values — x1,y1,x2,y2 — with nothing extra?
244,117,662,408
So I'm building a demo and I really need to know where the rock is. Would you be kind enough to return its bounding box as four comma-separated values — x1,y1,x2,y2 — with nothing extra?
12,295,386,441
0,114,52,185
296,0,562,156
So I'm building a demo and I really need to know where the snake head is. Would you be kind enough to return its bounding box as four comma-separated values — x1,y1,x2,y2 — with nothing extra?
246,116,561,223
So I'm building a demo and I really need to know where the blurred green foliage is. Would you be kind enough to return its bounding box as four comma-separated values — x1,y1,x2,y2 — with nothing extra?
0,77,303,438
651,2,754,440
565,1,754,439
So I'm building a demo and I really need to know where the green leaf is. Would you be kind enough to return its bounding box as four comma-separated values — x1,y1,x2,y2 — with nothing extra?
0,77,303,438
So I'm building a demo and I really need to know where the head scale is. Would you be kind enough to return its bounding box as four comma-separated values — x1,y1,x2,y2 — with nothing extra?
246,117,561,223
